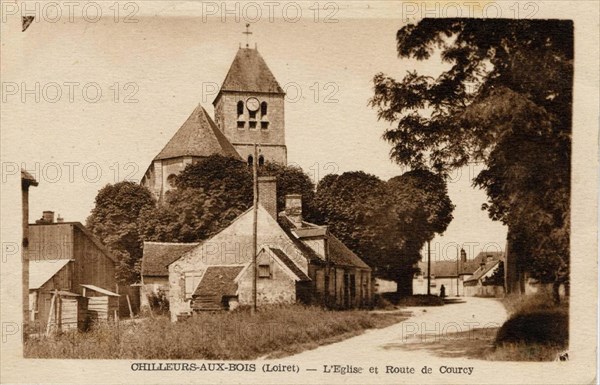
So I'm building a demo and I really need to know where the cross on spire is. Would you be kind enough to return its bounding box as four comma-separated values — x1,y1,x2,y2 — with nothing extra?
242,23,253,48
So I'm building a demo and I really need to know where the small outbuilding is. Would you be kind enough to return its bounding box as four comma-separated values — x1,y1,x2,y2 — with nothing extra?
82,284,120,322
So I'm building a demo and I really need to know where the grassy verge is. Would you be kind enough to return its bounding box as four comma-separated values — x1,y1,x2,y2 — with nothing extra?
488,291,568,361
25,305,408,360
382,293,444,307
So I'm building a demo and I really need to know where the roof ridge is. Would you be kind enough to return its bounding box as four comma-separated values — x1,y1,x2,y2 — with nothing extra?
153,103,240,161
144,241,200,245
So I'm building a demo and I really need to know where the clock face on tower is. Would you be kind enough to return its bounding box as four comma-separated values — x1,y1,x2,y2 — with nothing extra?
246,97,260,112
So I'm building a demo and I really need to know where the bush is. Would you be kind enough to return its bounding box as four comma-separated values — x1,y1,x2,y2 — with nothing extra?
146,289,169,315
495,309,568,347
372,294,396,310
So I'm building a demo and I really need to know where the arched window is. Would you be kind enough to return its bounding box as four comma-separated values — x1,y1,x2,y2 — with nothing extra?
237,101,244,116
260,101,268,116
258,155,265,166
247,155,253,166
167,174,177,188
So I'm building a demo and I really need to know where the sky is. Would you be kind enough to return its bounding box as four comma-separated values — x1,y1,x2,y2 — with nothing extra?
2,2,507,262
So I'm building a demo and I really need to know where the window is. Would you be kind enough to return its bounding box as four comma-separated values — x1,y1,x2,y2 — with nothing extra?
167,174,177,188
260,101,268,116
261,121,269,130
258,264,271,278
237,121,245,129
258,155,264,166
249,121,257,129
237,101,244,116
184,272,204,300
247,155,253,166
249,110,257,120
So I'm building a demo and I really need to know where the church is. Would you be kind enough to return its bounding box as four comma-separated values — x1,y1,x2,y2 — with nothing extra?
141,46,288,201
139,43,373,317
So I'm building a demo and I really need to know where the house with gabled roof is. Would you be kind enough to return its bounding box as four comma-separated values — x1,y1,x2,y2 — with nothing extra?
413,251,504,296
140,242,199,309
166,177,372,321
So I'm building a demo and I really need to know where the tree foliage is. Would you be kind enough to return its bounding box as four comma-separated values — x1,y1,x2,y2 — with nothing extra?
369,19,571,284
86,181,156,283
138,155,317,243
314,170,453,294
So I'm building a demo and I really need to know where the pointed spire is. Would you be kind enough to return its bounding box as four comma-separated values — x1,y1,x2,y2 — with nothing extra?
215,48,284,101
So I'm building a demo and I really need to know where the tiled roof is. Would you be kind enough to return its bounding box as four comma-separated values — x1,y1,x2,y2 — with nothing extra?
465,260,501,283
327,236,371,270
142,242,199,277
269,247,311,281
277,216,325,264
418,251,504,278
192,265,244,298
279,215,371,270
217,48,284,95
154,104,240,161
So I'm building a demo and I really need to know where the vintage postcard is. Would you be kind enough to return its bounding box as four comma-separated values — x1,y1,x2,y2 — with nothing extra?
1,1,598,384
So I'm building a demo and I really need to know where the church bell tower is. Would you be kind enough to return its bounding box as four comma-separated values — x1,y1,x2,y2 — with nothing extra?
213,40,287,166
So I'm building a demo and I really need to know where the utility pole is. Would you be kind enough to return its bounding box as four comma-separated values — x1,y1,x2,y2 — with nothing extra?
252,143,258,314
456,245,460,296
427,240,431,295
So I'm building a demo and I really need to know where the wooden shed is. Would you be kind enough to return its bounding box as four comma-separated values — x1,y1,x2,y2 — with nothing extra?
82,284,120,323
29,259,89,333
45,291,89,333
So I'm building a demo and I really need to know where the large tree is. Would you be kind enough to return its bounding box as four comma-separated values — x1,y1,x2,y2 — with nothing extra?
139,155,317,243
314,170,453,295
369,19,571,296
86,181,156,283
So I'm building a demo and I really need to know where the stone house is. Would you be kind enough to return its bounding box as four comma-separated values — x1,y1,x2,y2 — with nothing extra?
167,177,372,320
140,241,199,309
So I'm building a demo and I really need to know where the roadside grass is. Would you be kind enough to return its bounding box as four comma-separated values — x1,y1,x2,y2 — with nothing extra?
383,293,444,307
25,305,408,360
489,291,568,361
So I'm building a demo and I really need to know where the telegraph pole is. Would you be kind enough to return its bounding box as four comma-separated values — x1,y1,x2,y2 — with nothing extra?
456,245,460,296
252,143,258,314
427,240,431,295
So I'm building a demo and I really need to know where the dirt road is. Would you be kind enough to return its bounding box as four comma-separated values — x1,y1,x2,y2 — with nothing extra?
278,297,508,364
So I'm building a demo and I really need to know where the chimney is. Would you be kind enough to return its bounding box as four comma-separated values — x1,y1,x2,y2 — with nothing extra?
257,176,277,219
285,194,303,227
42,211,54,223
56,214,64,223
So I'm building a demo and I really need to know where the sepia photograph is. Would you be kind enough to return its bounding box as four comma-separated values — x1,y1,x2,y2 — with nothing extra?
1,1,597,384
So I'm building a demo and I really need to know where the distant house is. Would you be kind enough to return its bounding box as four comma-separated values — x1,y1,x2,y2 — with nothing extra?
464,259,504,297
166,177,372,321
28,212,118,331
413,251,503,296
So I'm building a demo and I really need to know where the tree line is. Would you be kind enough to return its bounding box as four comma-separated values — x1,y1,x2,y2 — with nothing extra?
86,155,453,293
